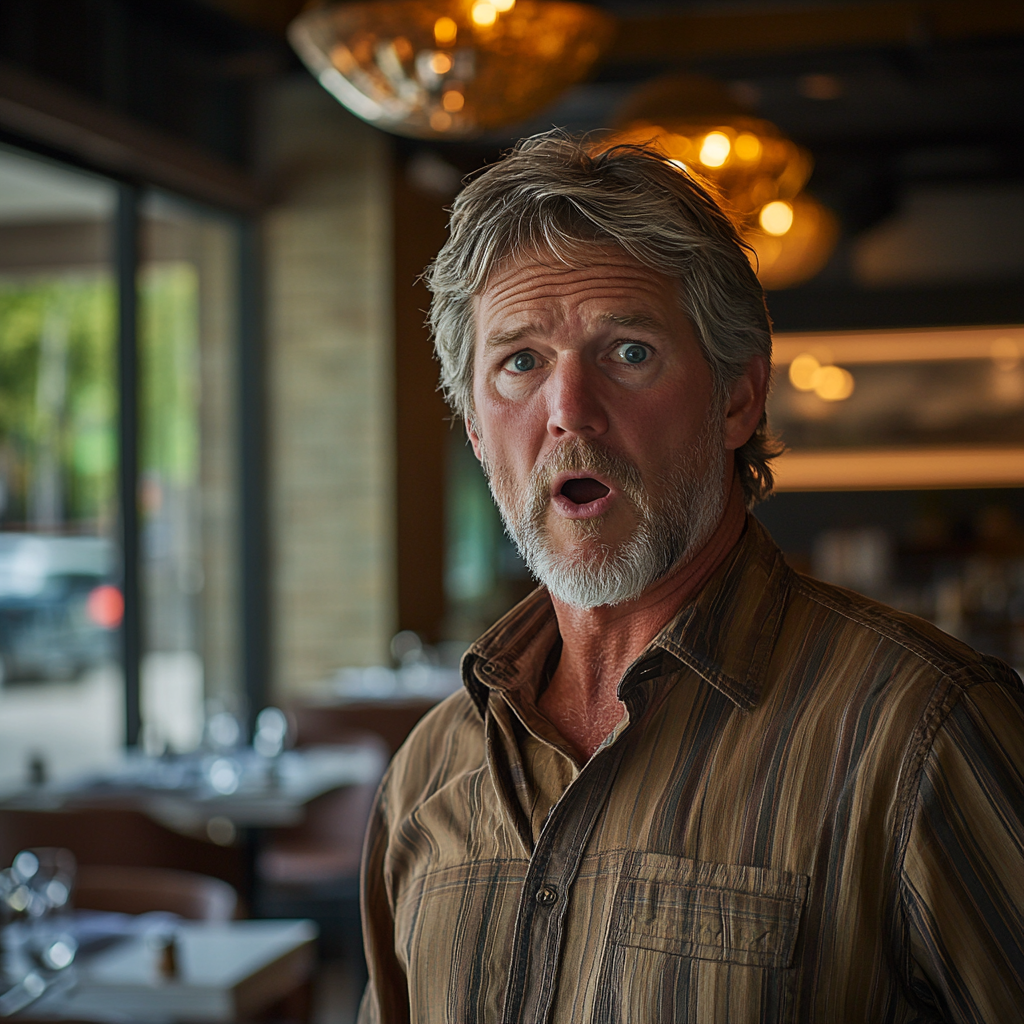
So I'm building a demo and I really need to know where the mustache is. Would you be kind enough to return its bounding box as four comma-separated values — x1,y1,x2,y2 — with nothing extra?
530,437,646,508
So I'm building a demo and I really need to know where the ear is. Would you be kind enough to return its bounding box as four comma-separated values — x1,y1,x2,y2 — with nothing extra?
723,355,769,452
465,414,484,462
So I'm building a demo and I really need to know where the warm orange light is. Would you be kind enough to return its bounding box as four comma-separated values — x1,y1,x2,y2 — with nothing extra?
759,200,794,236
87,585,124,630
442,89,465,112
991,336,1021,371
788,351,854,400
789,353,821,391
329,42,355,73
773,448,1024,492
471,1,497,26
430,110,453,131
429,51,453,74
814,365,855,401
734,133,762,161
745,194,839,289
289,0,616,139
433,16,457,46
774,327,1024,367
699,131,730,167
598,74,834,288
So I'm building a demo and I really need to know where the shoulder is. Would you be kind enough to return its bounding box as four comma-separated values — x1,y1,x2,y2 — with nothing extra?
784,567,1014,693
766,566,1022,781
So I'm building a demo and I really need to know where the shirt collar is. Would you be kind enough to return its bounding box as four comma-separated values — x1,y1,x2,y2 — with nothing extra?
460,515,791,716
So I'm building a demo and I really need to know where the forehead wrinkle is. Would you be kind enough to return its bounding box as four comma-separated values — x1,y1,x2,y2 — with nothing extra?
474,256,689,359
480,270,673,321
598,312,667,332
480,288,674,349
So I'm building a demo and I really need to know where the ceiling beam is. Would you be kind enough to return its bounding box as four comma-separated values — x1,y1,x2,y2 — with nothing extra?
203,0,1024,56
0,64,265,213
612,1,1024,64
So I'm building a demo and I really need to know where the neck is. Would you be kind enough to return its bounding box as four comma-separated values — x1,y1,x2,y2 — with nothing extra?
539,473,747,760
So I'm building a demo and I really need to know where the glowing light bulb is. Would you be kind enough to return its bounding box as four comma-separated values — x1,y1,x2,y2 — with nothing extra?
814,365,855,401
471,1,497,26
434,16,457,46
759,200,794,236
789,354,820,391
493,0,516,10
698,131,731,168
429,51,453,74
442,89,464,111
734,133,762,161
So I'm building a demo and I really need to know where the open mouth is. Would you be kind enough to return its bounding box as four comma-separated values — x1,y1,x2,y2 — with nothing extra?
559,477,611,506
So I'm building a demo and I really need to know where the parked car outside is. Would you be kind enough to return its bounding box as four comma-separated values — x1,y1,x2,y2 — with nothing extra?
0,534,121,686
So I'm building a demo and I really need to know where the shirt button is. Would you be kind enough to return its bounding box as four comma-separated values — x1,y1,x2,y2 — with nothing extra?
535,885,558,906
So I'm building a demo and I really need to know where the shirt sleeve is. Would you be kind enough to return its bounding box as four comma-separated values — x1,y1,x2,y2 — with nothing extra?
900,668,1024,1023
357,778,411,1024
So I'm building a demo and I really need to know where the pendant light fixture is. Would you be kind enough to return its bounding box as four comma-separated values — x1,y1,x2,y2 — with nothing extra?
289,0,616,139
599,75,838,289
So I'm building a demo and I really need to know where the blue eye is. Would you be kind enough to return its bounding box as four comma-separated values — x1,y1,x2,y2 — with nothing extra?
510,351,535,372
621,344,649,364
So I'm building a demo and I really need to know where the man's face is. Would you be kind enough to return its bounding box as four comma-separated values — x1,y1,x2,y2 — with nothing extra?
467,247,753,608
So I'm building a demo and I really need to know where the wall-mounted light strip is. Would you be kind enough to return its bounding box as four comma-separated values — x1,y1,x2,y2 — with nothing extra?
771,325,1024,492
773,325,1024,366
774,447,1024,492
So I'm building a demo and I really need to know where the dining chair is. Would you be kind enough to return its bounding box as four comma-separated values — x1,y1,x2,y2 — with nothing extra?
74,865,239,921
288,698,437,756
0,807,245,892
256,727,387,978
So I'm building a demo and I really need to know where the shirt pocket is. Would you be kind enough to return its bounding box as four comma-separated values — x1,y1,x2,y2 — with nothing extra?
595,852,809,1023
609,851,808,968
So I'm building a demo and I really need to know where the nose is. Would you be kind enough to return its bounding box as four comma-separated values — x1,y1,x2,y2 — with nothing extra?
545,355,609,439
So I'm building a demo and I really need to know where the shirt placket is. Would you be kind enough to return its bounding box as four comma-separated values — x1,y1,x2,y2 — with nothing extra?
494,661,660,1024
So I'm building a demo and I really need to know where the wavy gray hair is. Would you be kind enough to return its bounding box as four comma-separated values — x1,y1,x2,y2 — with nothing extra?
424,130,782,508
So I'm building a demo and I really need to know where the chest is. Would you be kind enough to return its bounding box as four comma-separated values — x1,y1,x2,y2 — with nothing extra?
386,681,912,1023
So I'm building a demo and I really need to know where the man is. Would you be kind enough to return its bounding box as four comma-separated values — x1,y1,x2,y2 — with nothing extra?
358,133,1024,1023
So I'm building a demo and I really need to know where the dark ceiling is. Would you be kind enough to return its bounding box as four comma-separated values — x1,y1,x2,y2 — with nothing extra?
2,0,1021,318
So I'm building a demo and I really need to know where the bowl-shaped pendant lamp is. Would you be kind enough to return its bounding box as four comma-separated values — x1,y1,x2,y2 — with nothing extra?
600,74,839,289
608,118,813,218
288,0,616,139
743,193,839,290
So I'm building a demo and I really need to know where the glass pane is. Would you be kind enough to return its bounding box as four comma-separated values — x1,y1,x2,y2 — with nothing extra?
0,146,123,786
138,195,240,753
444,431,532,641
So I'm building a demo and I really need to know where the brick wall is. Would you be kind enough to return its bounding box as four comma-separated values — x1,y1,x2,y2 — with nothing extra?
259,76,396,697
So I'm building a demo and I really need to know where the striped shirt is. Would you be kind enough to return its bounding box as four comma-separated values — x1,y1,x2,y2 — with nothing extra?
358,517,1024,1023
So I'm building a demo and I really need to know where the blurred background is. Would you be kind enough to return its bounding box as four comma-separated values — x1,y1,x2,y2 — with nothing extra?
0,0,1021,1019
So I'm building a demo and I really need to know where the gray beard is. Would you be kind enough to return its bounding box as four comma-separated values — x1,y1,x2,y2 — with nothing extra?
480,417,727,609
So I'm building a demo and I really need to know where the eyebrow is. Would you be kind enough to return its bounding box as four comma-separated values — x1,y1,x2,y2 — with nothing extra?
483,326,535,349
483,313,667,349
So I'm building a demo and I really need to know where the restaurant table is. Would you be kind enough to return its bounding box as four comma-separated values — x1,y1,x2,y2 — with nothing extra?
10,918,317,1022
0,745,387,839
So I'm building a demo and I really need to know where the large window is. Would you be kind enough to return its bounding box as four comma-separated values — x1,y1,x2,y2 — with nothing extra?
139,195,241,755
0,147,122,784
0,145,247,786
